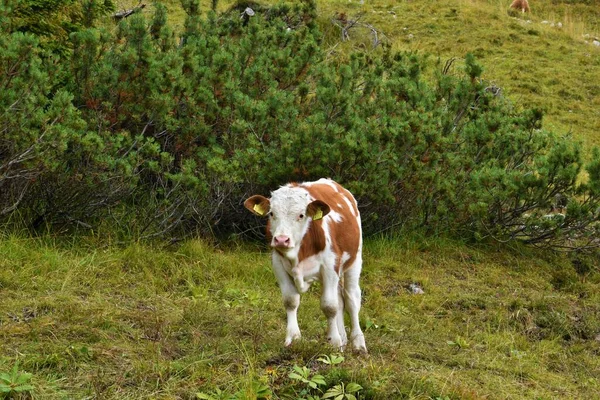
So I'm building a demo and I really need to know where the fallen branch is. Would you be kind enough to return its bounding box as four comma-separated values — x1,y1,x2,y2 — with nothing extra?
114,3,146,19
331,12,385,48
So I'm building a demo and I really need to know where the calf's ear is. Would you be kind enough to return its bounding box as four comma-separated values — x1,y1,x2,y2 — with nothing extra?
244,195,271,217
307,200,330,221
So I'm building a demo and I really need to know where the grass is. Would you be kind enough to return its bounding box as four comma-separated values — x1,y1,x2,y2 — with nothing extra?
111,0,599,152
1,234,599,398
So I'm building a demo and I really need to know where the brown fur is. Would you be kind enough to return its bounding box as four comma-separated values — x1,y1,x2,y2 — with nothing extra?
510,0,530,13
299,181,361,273
297,218,327,262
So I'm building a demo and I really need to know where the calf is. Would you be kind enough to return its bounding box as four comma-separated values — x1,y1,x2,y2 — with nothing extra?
244,178,367,352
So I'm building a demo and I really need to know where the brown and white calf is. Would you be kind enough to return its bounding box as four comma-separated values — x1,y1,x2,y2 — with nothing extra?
244,178,367,352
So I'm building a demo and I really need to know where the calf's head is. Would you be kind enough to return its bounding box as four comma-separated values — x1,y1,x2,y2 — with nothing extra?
244,187,330,252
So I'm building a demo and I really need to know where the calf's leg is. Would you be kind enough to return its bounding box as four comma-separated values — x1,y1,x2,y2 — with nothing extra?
321,264,343,349
272,254,301,346
344,256,367,353
337,282,348,347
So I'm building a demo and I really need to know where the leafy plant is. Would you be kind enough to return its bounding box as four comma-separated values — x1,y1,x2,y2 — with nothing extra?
0,364,34,398
196,388,229,400
289,365,327,390
196,381,271,400
447,336,470,350
317,354,345,366
322,382,363,400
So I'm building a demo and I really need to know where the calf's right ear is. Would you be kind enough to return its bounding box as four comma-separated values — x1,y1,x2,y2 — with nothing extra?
244,195,271,217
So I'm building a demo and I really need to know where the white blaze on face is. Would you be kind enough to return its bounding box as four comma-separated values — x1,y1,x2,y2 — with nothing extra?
269,187,311,250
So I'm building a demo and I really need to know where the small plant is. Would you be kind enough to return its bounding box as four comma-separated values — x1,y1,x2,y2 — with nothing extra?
196,381,271,400
317,354,345,366
322,382,363,400
0,363,34,398
446,336,470,350
364,318,380,331
288,365,327,390
196,388,230,400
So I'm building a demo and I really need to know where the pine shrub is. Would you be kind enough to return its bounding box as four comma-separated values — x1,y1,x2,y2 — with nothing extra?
1,0,598,248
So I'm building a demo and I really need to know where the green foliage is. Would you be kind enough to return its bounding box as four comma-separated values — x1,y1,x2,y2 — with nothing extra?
0,363,34,398
322,382,363,400
196,381,271,400
289,365,327,390
0,27,162,233
4,0,114,54
317,354,345,366
1,0,598,248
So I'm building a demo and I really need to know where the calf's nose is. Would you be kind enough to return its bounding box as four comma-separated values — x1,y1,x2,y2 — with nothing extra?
273,235,291,248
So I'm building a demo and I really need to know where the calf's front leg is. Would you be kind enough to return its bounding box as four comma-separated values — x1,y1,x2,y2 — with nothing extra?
272,254,301,346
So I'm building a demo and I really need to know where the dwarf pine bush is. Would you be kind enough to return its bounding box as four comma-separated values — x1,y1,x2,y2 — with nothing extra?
1,0,598,248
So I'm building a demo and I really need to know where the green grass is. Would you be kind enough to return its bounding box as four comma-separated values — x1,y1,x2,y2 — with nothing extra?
1,235,599,398
316,0,600,151
111,0,599,152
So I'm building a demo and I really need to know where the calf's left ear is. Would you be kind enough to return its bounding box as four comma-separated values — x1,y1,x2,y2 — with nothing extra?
244,195,271,217
307,200,330,221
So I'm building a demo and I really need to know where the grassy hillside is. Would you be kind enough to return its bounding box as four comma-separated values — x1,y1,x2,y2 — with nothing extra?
112,0,599,150
1,236,599,399
1,1,599,399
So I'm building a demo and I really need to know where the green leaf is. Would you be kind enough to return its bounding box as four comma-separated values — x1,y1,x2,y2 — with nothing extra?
322,385,343,399
311,375,326,386
288,372,304,381
345,383,362,393
14,384,34,392
15,372,32,385
331,355,344,364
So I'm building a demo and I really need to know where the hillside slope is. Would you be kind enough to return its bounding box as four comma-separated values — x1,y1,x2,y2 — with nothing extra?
113,0,598,149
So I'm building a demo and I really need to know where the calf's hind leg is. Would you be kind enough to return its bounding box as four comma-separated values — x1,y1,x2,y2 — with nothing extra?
344,257,367,353
320,264,343,349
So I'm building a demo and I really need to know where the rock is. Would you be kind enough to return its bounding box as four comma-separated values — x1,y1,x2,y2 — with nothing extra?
593,40,600,47
408,283,424,295
241,7,255,17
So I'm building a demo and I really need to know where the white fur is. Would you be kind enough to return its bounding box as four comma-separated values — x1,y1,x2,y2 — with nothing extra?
342,195,357,216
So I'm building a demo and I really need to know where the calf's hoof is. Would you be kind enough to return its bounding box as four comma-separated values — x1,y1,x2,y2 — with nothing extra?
351,334,368,354
327,335,344,350
284,332,301,347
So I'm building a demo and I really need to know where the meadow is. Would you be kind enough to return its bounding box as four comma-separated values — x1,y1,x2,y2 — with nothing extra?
2,0,600,398
1,235,599,399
